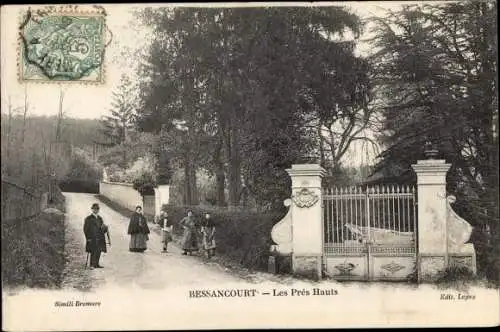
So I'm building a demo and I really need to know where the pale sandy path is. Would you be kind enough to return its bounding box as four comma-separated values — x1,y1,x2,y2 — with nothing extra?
61,192,244,290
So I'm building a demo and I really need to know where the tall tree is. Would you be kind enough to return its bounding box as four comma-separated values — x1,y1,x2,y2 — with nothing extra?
54,88,66,142
369,1,498,280
100,74,137,168
100,74,136,146
137,6,372,209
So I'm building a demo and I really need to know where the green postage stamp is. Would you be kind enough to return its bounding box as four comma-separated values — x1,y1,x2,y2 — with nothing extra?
19,5,108,84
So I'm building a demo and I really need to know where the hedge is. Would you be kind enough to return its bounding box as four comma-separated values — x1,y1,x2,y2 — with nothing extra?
96,194,287,272
164,205,286,271
59,179,99,194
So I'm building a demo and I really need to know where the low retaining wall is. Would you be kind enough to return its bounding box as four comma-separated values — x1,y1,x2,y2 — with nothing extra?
99,181,143,212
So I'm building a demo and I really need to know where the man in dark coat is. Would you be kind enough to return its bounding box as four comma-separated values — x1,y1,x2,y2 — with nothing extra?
84,203,109,268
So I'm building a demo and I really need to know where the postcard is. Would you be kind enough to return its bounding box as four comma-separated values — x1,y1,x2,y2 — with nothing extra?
2,2,499,330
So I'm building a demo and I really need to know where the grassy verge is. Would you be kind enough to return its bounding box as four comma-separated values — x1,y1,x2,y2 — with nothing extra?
2,189,66,288
433,265,494,291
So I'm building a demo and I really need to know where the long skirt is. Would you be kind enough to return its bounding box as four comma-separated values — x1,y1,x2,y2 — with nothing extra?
130,233,148,252
181,228,199,252
202,231,216,251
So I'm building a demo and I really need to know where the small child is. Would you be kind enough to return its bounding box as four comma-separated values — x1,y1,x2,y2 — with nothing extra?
201,213,216,258
159,209,173,253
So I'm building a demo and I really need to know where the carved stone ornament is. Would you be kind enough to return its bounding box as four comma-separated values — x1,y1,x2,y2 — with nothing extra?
334,262,357,276
381,261,405,274
292,188,319,208
446,195,473,252
270,199,293,255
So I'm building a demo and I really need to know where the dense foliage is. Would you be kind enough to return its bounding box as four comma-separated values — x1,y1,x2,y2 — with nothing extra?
368,1,498,282
2,187,66,288
59,148,102,193
99,74,137,148
133,171,157,196
135,7,373,209
165,204,285,270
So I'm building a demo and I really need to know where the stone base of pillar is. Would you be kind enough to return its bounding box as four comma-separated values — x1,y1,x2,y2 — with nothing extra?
292,254,322,280
419,247,477,282
449,243,477,275
418,254,447,282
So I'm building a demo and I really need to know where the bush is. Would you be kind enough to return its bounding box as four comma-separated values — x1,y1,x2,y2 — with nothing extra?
65,148,102,182
133,171,156,196
59,179,99,193
164,204,286,271
434,265,479,291
1,188,66,288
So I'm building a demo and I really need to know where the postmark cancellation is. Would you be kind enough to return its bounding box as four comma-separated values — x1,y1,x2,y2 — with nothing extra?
18,5,109,84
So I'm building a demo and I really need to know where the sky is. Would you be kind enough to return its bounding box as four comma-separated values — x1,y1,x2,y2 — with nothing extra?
1,2,423,167
0,2,411,120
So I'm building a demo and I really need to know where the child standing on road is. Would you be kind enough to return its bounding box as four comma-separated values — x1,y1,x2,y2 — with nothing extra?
159,209,173,253
201,213,216,258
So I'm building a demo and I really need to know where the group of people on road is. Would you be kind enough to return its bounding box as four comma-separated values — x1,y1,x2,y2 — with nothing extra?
83,203,217,269
177,210,217,257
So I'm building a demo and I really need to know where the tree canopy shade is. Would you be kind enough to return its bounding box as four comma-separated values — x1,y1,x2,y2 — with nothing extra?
136,6,372,208
368,1,499,281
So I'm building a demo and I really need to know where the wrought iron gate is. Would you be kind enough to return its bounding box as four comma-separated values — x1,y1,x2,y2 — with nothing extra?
322,185,417,281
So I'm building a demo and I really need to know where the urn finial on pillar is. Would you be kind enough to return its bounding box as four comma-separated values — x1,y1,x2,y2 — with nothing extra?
424,141,439,159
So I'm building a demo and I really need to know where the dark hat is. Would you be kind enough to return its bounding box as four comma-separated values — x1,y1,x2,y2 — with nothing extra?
136,205,142,210
91,203,100,209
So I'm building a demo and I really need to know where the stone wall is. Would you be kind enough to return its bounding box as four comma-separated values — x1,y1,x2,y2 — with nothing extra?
99,181,143,212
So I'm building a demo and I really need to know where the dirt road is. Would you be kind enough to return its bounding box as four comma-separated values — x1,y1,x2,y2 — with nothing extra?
61,193,245,291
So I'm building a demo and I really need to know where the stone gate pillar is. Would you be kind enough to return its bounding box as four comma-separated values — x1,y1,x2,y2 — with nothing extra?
154,184,170,220
286,164,326,280
154,187,161,219
412,153,451,282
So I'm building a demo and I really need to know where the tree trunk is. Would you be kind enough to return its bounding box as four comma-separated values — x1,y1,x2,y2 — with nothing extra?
187,123,198,206
55,89,64,142
215,133,226,206
21,86,29,146
183,148,192,205
317,122,325,168
189,156,198,205
227,125,241,207
184,87,198,205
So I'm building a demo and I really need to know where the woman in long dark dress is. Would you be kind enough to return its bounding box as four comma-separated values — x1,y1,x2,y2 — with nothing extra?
128,206,150,252
180,210,199,255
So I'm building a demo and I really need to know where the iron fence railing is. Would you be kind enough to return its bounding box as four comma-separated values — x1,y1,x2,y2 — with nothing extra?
322,185,417,247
